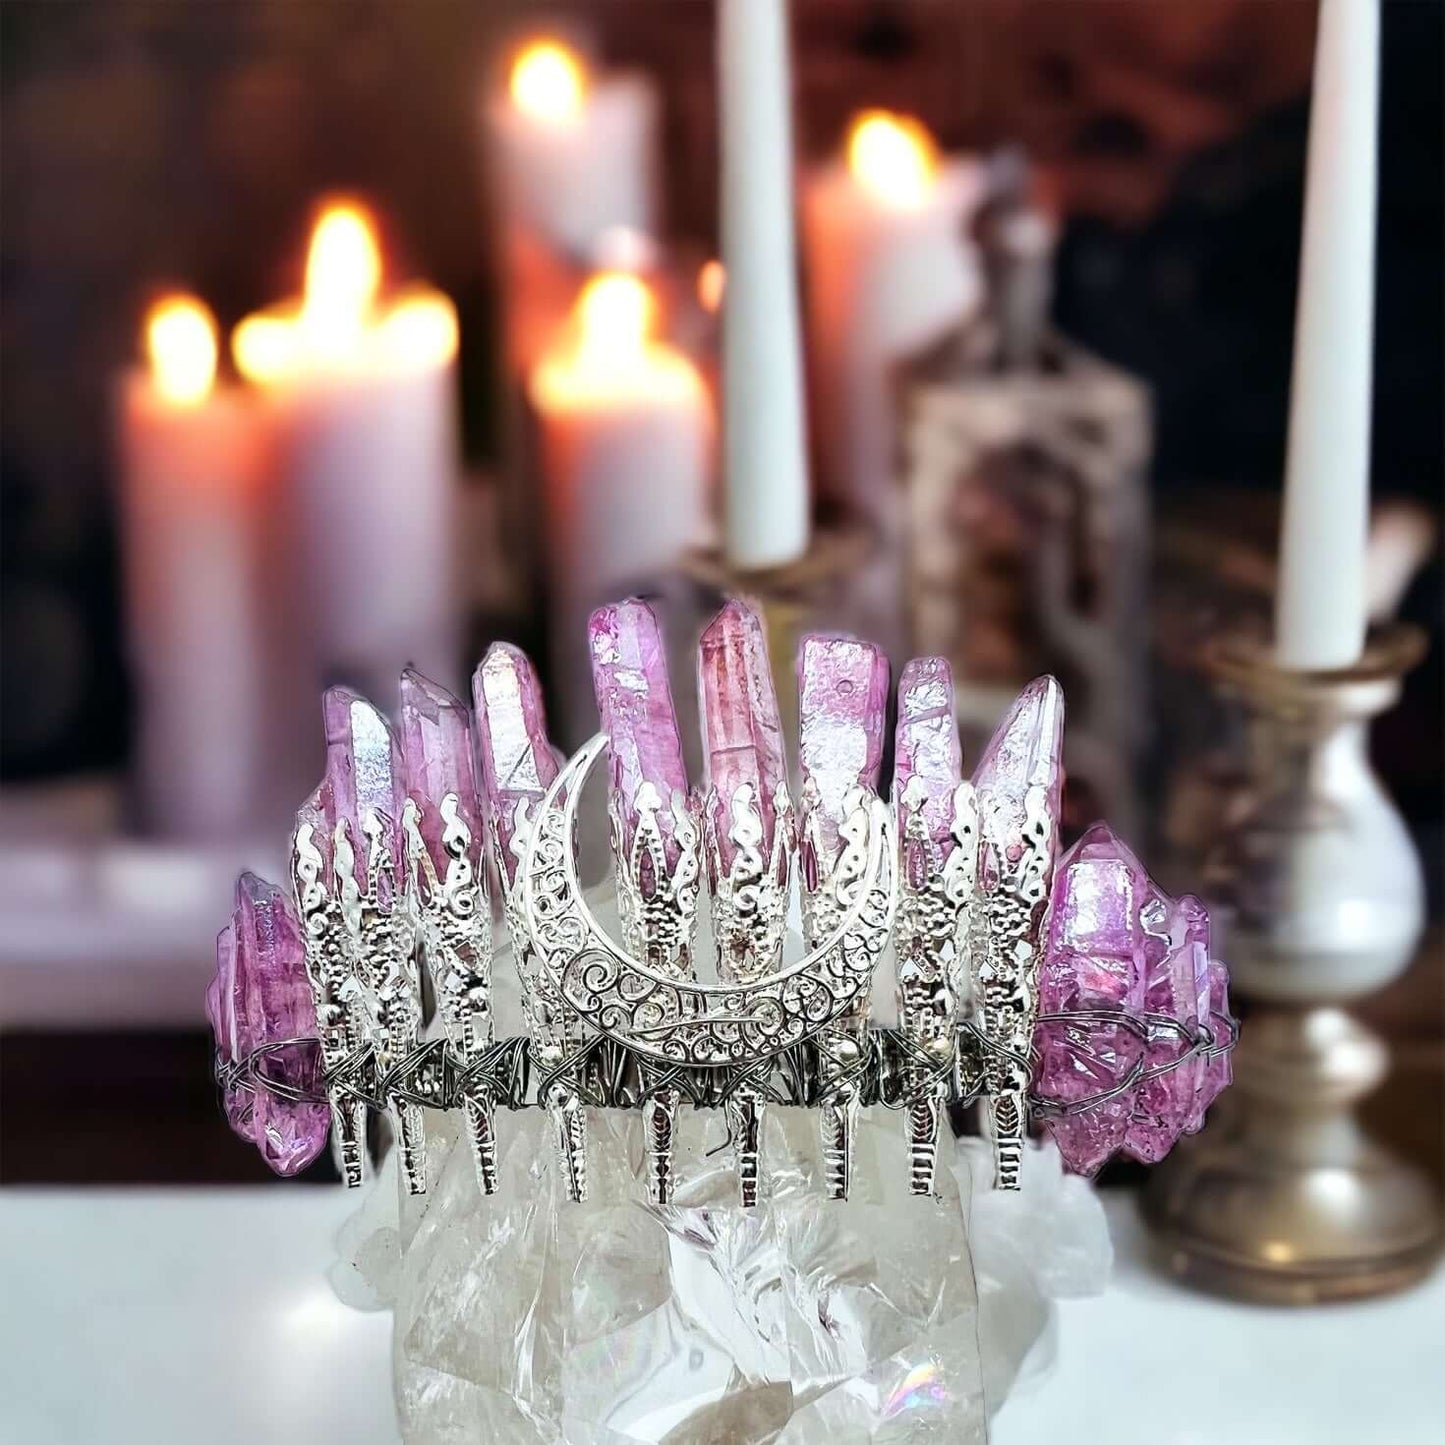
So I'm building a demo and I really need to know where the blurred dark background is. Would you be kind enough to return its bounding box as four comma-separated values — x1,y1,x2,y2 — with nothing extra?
1,0,1440,1182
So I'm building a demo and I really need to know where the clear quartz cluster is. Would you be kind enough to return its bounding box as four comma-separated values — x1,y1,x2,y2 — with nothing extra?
336,1015,1112,1445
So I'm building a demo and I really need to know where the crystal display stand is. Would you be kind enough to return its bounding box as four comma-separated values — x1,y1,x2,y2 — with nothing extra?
329,916,1112,1445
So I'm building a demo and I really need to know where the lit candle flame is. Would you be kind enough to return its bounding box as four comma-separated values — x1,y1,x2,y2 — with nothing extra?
377,291,460,373
846,110,938,209
232,200,456,384
510,41,586,123
532,271,701,409
577,273,653,363
697,259,726,314
145,295,218,407
300,202,383,361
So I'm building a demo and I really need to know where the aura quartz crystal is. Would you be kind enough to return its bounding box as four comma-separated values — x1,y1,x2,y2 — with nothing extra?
207,873,329,1175
589,599,692,872
697,599,792,986
894,656,965,866
970,676,1065,1190
1033,824,1233,1173
399,668,483,875
795,633,889,890
697,599,789,886
473,642,560,880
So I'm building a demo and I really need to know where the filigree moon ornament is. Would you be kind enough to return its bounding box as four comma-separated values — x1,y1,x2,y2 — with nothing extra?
519,735,897,1067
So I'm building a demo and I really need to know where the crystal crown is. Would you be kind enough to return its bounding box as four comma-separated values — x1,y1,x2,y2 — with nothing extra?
211,597,1234,1204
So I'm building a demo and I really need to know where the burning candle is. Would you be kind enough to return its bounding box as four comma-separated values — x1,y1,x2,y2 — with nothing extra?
530,271,712,738
1274,0,1379,669
118,296,309,838
487,38,660,373
803,109,982,537
234,200,461,700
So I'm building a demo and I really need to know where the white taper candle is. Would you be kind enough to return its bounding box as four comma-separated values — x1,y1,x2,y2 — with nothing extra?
718,0,811,570
1275,0,1379,669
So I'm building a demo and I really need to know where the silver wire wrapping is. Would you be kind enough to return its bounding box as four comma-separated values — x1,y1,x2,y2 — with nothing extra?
216,1011,1235,1132
258,733,1236,1203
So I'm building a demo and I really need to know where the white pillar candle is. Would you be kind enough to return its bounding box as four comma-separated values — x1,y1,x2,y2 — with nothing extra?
1275,0,1379,670
803,110,982,525
530,272,713,739
489,40,658,260
487,39,660,376
234,201,462,702
718,0,811,570
118,297,309,838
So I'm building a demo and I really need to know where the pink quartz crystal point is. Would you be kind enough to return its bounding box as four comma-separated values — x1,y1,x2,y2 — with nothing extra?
893,656,964,855
399,667,482,874
1190,959,1234,1131
209,922,256,1144
971,675,1064,866
1034,824,1149,1174
796,634,889,870
697,598,789,875
473,641,559,887
589,598,690,862
230,872,330,1175
1124,888,1212,1163
323,685,405,892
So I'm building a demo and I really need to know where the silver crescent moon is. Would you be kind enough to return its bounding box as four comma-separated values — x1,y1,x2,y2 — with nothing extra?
518,734,896,1067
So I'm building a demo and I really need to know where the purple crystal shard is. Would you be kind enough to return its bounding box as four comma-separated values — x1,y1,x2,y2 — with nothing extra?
697,599,789,877
1034,825,1148,1174
894,657,963,866
473,642,559,889
399,668,481,874
796,633,889,879
209,923,255,1143
206,872,329,1176
589,599,690,864
1124,889,1212,1163
1029,822,1236,1173
971,676,1064,868
1190,959,1234,1132
324,686,405,898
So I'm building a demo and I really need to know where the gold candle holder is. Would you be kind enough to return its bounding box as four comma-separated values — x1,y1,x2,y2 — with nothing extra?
1143,623,1441,1302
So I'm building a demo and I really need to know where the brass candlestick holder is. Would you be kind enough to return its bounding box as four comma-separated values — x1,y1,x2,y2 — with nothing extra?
1144,623,1441,1302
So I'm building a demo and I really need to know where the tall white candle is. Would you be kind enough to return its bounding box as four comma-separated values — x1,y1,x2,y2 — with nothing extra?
1275,0,1379,670
803,110,982,526
718,0,811,570
118,297,310,838
234,202,462,702
530,272,713,739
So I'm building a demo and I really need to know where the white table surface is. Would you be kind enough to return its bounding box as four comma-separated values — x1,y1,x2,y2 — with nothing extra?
3,1186,1441,1445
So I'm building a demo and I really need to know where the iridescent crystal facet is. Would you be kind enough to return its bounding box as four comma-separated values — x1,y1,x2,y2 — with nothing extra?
796,633,888,879
399,668,482,874
207,872,330,1175
1034,825,1149,1174
1030,823,1235,1173
473,643,560,888
697,598,789,877
324,685,406,897
894,655,964,858
589,598,691,865
1125,888,1213,1163
971,675,1064,868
